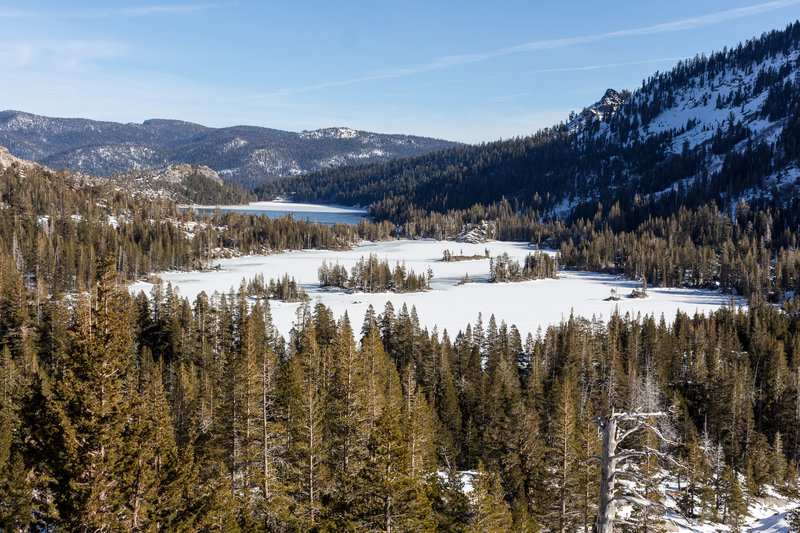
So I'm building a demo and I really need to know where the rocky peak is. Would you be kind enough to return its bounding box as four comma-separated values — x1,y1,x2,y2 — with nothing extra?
567,88,629,133
594,89,626,121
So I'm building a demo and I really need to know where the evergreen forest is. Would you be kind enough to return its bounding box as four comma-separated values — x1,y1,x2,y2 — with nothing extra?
1,18,800,533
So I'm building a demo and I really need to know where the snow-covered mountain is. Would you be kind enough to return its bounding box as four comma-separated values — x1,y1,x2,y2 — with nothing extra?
272,22,800,219
557,27,800,213
0,111,456,189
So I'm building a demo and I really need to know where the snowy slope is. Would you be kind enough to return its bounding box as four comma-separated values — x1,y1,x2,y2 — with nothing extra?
554,31,800,213
638,50,799,153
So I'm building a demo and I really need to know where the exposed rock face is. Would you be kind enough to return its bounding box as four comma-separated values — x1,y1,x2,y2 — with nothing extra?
567,88,629,132
0,145,37,170
149,163,223,185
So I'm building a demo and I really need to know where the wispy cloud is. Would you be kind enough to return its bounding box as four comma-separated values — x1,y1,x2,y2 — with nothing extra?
248,0,800,98
522,57,687,75
103,4,223,17
1,40,130,70
490,92,534,103
412,57,685,90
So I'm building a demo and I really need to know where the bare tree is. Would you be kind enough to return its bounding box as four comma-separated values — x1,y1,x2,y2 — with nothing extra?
585,411,680,533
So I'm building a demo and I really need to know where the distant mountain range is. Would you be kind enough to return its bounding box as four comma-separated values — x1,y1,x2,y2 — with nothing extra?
263,22,800,223
0,111,456,189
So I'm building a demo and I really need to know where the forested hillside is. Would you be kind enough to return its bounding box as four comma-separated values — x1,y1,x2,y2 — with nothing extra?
262,21,800,226
1,18,800,533
0,157,393,293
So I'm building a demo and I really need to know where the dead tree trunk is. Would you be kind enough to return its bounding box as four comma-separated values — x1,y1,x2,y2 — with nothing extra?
587,411,679,533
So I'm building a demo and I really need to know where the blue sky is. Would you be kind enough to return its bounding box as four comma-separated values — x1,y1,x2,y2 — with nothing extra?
1,1,798,143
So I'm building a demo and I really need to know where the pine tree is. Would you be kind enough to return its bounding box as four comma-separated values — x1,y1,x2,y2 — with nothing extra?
0,399,31,530
678,433,713,520
322,314,371,530
361,322,393,434
433,334,462,461
403,362,436,481
283,320,328,529
231,287,264,524
547,368,583,532
467,461,513,532
723,466,747,532
788,504,800,531
745,432,774,497
252,300,284,530
431,462,470,532
48,256,134,531
357,382,436,533
123,355,190,531
578,392,599,533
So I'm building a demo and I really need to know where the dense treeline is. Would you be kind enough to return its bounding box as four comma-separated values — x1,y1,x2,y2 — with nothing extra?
186,211,394,260
0,163,196,291
1,258,798,530
489,251,558,282
378,197,800,301
318,253,431,293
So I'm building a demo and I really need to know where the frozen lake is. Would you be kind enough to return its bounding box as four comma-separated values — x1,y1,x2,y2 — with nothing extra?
130,239,743,339
183,201,368,225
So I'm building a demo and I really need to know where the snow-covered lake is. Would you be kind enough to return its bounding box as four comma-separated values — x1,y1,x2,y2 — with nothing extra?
183,201,368,226
130,239,744,339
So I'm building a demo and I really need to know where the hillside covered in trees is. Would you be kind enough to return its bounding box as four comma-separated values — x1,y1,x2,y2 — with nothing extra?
0,156,396,293
1,259,798,530
262,22,800,226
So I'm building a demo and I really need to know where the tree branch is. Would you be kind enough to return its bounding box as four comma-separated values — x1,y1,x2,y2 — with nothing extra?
616,418,679,448
611,450,649,463
609,495,668,513
610,411,668,422
609,470,649,484
616,422,648,445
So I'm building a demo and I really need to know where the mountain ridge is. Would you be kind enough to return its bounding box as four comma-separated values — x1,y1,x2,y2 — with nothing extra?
0,110,457,189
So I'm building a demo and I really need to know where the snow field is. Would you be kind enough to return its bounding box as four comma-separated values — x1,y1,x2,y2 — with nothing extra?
129,239,743,339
